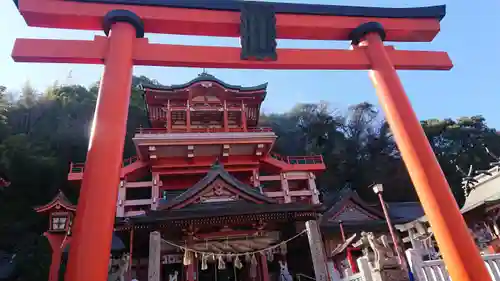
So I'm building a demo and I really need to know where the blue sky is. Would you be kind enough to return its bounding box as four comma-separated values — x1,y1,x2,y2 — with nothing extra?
1,1,500,127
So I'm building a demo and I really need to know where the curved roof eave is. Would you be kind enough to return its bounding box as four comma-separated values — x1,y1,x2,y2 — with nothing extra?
34,191,76,213
140,73,268,93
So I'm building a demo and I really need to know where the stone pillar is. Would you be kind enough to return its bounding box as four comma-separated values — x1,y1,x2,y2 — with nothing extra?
405,249,424,281
148,231,161,281
356,257,373,281
305,220,328,281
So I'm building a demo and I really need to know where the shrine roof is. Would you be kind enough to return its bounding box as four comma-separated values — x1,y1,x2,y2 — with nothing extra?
125,201,322,225
141,73,267,93
461,167,500,214
158,160,275,210
320,187,421,232
64,1,446,21
34,190,76,213
322,188,385,223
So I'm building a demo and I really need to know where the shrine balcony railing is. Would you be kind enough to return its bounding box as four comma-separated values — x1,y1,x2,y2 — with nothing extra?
70,156,139,173
136,127,274,134
270,153,324,165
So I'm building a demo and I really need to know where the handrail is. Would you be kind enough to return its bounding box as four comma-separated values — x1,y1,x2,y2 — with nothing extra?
136,127,273,134
70,156,139,173
122,156,138,167
296,273,316,281
270,153,324,165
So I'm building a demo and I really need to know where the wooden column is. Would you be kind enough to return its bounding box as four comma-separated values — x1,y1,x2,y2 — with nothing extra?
128,227,135,281
186,100,191,132
308,173,320,204
241,101,247,132
151,173,160,210
148,231,161,281
281,173,291,203
117,179,126,217
166,100,172,132
187,258,196,281
186,235,196,281
305,220,329,281
260,253,270,281
223,100,229,132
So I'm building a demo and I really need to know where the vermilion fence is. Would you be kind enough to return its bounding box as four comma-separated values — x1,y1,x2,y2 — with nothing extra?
136,127,274,134
70,156,139,173
270,152,324,165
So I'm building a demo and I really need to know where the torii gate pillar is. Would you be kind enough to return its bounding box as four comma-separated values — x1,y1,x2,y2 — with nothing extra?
350,23,489,281
63,11,142,281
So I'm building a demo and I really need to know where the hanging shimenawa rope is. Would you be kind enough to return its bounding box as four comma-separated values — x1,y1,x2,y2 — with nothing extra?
161,229,307,257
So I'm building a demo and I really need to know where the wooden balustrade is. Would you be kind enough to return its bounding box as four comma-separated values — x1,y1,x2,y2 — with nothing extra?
136,127,273,134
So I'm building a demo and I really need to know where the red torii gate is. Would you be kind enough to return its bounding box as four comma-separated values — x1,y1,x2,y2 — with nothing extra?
10,1,490,281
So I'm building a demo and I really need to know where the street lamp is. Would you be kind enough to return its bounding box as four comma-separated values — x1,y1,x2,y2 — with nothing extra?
372,184,404,265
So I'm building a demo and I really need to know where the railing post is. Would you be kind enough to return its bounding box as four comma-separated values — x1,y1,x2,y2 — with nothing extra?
356,257,373,281
405,247,425,281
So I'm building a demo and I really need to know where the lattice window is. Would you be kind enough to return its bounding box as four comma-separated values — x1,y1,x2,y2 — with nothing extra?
51,216,68,231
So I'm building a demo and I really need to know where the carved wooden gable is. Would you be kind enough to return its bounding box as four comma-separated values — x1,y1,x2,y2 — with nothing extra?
328,202,380,223
195,178,241,203
174,177,268,209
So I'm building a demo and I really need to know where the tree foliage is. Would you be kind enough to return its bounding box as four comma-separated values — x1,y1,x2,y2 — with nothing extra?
0,77,499,280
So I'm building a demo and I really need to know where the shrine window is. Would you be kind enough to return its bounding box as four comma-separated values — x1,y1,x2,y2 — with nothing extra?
51,214,69,231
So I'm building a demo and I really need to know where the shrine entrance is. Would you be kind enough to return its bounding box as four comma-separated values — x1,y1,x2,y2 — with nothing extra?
10,1,490,281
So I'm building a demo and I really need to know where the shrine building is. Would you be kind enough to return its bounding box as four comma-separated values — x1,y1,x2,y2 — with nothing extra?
69,73,325,281
37,74,423,281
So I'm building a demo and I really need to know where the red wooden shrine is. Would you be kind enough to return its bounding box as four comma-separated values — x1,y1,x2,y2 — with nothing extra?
68,74,325,281
11,0,489,281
